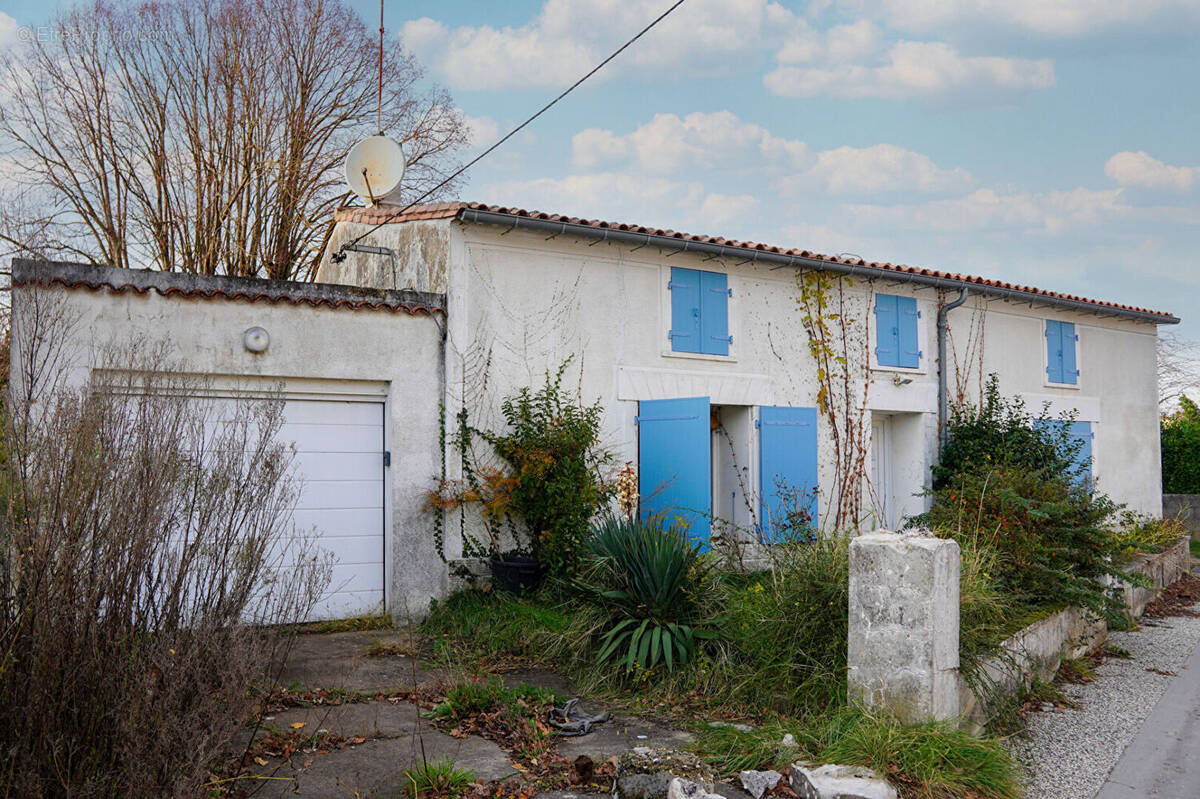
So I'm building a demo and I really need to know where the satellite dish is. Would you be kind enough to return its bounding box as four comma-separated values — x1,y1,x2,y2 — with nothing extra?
345,136,406,206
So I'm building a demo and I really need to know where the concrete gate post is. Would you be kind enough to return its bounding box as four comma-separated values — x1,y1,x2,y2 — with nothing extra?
847,531,960,722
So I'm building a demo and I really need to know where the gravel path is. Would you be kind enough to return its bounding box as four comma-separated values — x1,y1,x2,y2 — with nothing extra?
1010,608,1200,799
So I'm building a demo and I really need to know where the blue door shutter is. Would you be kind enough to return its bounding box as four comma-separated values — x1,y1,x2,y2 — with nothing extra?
638,396,711,545
1061,322,1078,385
700,271,730,355
897,296,921,368
669,267,701,353
874,294,899,366
1045,321,1064,383
758,406,819,539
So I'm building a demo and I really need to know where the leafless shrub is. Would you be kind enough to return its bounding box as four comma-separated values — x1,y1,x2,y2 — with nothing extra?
1158,330,1200,411
0,309,331,796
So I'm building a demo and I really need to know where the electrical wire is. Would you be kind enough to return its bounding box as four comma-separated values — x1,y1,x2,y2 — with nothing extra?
333,0,689,262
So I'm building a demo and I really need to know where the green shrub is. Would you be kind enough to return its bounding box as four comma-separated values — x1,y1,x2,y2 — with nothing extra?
1110,511,1187,558
916,464,1127,621
720,534,851,713
933,375,1085,489
1162,396,1200,494
581,514,718,672
480,358,614,573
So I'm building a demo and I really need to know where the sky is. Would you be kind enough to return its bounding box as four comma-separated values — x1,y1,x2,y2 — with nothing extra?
2,0,1198,337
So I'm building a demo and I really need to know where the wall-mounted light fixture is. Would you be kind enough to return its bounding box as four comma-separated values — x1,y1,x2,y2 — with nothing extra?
243,326,270,354
892,374,913,386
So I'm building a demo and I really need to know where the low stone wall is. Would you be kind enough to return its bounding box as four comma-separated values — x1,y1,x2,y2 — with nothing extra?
848,532,1193,728
1122,534,1191,617
1163,494,1200,540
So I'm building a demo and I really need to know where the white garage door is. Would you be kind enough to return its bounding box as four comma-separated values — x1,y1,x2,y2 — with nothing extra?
283,398,386,620
200,395,386,621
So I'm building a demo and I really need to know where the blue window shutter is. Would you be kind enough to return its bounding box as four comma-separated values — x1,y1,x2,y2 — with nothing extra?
897,296,920,368
637,396,711,546
1045,321,1064,383
1068,421,1093,486
669,267,701,353
1061,322,1078,385
1037,419,1093,487
758,406,819,539
874,294,899,366
699,271,730,355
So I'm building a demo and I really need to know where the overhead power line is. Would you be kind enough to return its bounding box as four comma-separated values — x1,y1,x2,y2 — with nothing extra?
332,0,689,262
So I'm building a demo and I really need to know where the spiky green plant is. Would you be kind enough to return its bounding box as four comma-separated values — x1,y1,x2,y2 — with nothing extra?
583,514,716,671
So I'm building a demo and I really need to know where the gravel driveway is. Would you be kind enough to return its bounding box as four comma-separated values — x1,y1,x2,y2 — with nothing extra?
1010,608,1200,799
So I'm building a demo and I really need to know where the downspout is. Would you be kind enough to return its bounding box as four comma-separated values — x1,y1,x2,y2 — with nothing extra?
937,287,970,447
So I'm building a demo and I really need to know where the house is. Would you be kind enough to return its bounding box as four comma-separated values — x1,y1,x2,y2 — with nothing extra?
9,201,1179,619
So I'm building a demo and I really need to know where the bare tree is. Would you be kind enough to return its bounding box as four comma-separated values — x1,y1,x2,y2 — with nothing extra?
1159,330,1200,411
0,0,468,279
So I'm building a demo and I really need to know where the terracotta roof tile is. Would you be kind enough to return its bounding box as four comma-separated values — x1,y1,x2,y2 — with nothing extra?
11,260,446,318
332,202,1177,322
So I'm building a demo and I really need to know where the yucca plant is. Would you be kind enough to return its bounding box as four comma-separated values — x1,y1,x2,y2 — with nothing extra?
583,514,717,672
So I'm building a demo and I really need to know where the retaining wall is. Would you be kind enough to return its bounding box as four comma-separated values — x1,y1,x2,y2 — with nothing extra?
1164,494,1200,540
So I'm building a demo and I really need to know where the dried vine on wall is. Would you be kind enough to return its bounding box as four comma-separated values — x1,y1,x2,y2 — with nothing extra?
795,272,874,532
946,294,988,409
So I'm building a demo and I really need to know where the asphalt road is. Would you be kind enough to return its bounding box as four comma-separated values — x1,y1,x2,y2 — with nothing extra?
1095,634,1200,799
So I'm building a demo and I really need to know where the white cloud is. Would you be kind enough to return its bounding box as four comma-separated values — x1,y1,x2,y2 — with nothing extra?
836,0,1200,38
847,187,1129,234
401,0,802,90
572,114,969,199
765,39,1054,99
698,193,759,226
461,114,500,150
572,111,809,174
0,12,19,50
478,173,764,236
1105,151,1200,192
783,144,973,195
779,222,875,259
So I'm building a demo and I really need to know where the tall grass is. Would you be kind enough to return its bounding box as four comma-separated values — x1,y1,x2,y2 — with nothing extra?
694,709,1021,799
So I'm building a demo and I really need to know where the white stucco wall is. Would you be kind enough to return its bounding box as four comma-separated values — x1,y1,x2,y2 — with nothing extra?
321,217,1169,538
11,279,447,618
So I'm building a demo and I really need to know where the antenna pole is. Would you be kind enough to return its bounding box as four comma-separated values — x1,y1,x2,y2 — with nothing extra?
377,0,384,134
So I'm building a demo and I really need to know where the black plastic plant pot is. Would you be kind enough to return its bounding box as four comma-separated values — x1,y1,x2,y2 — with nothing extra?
489,555,543,596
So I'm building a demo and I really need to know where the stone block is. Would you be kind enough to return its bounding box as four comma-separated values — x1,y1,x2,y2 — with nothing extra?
847,531,960,723
738,770,782,799
790,764,897,799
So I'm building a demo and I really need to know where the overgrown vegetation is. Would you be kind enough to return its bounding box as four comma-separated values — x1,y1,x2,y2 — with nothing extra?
428,358,613,574
426,677,563,762
0,306,329,797
914,375,1151,626
693,709,1021,799
1162,395,1200,494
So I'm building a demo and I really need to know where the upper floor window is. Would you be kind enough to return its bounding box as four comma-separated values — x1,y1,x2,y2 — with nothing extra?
669,267,730,356
874,293,921,369
1045,320,1078,385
